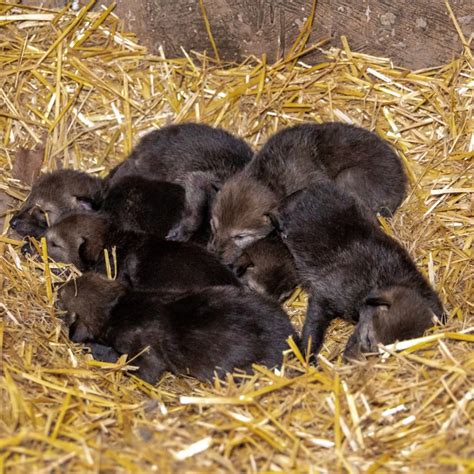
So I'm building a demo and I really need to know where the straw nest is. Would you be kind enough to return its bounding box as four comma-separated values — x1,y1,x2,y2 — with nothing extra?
0,3,472,473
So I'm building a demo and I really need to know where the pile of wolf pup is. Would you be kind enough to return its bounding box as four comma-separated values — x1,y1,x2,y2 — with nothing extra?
11,122,444,384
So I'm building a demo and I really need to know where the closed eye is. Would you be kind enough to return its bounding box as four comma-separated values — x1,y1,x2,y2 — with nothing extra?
48,240,62,250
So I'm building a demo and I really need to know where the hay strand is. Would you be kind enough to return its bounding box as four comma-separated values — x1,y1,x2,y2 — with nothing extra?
0,3,472,472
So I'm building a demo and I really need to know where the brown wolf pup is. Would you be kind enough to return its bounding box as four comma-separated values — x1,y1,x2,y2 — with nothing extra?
10,170,103,239
45,212,240,292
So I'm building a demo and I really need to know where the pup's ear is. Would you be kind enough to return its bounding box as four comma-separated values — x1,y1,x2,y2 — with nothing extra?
270,188,306,236
102,278,126,310
78,237,103,268
207,183,221,204
264,212,283,232
232,252,253,277
209,183,221,194
279,188,305,214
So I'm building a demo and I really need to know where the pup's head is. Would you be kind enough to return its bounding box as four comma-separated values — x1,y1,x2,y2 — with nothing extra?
45,213,110,270
232,234,298,302
10,170,104,238
344,286,438,359
58,272,125,343
208,175,279,265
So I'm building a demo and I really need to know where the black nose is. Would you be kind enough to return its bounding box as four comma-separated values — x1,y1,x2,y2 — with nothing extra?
21,241,34,256
10,216,19,229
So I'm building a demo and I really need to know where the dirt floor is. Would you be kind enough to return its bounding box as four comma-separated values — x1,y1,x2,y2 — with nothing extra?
19,0,474,68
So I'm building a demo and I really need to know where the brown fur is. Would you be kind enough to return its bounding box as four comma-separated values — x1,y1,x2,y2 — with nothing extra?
210,122,407,265
45,212,240,291
101,176,186,238
58,273,297,384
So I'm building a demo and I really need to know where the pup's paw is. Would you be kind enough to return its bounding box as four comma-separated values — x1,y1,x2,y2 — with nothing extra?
88,343,120,363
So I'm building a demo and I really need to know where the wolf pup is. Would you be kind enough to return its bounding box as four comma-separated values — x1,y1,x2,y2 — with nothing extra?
59,273,297,384
45,212,240,291
274,178,443,359
10,170,103,239
209,122,407,265
107,123,253,242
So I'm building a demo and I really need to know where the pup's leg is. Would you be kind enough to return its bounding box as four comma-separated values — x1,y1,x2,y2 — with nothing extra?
133,348,168,385
166,172,212,241
301,297,334,362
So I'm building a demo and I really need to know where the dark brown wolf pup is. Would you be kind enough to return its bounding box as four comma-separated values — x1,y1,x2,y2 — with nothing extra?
108,123,253,241
209,122,407,265
274,178,443,359
10,170,103,239
59,273,298,384
45,212,240,291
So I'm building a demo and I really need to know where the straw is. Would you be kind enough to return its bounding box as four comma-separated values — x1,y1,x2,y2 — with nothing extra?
0,3,473,472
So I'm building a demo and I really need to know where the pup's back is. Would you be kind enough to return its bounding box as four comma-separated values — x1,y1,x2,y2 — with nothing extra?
123,237,241,291
108,123,253,183
101,176,185,237
79,283,296,382
252,122,407,215
155,286,297,379
280,179,377,280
